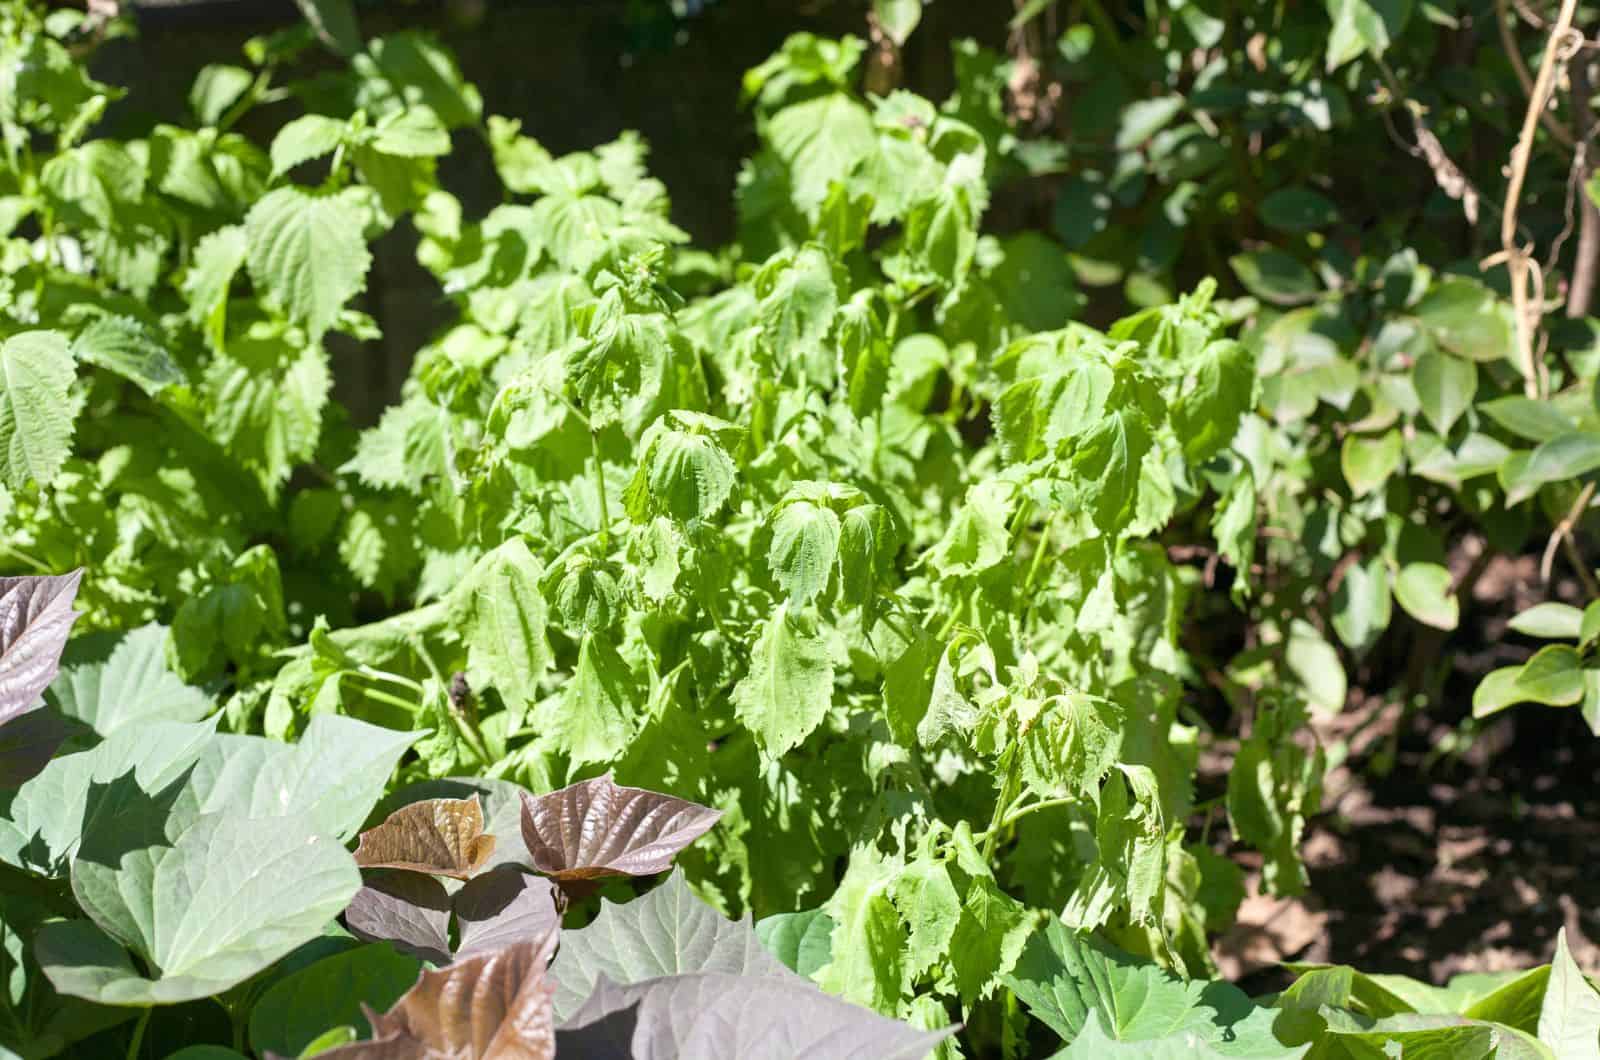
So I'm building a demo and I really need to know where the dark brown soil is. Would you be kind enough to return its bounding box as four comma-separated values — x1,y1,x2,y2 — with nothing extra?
1215,551,1600,991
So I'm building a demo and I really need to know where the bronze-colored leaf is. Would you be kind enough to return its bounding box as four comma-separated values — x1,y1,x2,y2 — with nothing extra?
387,932,557,1059
355,796,497,880
519,772,721,882
298,932,557,1060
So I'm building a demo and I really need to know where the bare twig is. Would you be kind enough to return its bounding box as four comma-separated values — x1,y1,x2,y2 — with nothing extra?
1541,480,1599,594
1569,58,1600,317
1497,0,1577,148
1499,0,1582,399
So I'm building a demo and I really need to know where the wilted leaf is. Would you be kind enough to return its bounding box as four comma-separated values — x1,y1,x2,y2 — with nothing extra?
355,796,497,879
519,773,720,882
0,571,83,727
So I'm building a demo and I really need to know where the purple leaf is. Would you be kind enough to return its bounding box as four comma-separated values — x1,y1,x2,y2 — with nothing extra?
0,705,74,787
0,571,83,726
557,972,957,1060
455,866,561,959
519,773,721,882
344,872,453,966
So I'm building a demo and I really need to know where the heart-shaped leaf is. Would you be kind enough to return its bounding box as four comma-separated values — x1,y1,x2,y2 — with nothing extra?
0,571,83,726
38,812,361,1004
346,865,559,968
519,773,721,882
355,797,496,879
46,624,213,736
548,870,790,1020
345,872,454,966
370,777,530,874
556,971,956,1059
455,866,561,959
0,714,415,876
306,933,558,1059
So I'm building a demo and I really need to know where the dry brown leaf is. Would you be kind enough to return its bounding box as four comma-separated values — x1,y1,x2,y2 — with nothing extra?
355,796,497,880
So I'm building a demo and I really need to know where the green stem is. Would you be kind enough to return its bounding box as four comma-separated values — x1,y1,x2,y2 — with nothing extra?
355,665,425,696
980,752,1023,863
591,428,613,549
0,545,52,574
344,681,425,717
1023,513,1057,594
993,795,1076,833
217,68,272,133
412,637,491,763
126,1007,150,1060
935,593,968,642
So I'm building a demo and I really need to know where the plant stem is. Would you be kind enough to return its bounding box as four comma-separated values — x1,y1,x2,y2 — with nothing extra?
993,794,1076,833
1022,512,1057,596
345,680,424,716
126,1007,150,1060
1499,0,1580,398
412,636,492,763
353,664,425,696
980,752,1023,863
1569,57,1599,318
0,544,51,574
591,427,613,549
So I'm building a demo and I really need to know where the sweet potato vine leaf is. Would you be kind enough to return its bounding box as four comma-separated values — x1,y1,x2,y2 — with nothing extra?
556,972,957,1059
345,866,560,967
455,867,562,959
519,772,721,883
547,869,789,1020
301,932,558,1060
0,570,83,726
344,872,454,966
355,796,497,879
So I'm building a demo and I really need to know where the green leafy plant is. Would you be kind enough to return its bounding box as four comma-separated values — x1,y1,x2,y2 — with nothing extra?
3,0,1600,1057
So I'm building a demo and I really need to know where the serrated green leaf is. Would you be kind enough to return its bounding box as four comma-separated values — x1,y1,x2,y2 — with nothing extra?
0,331,76,491
732,603,834,758
245,187,372,340
767,499,841,606
269,114,347,178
